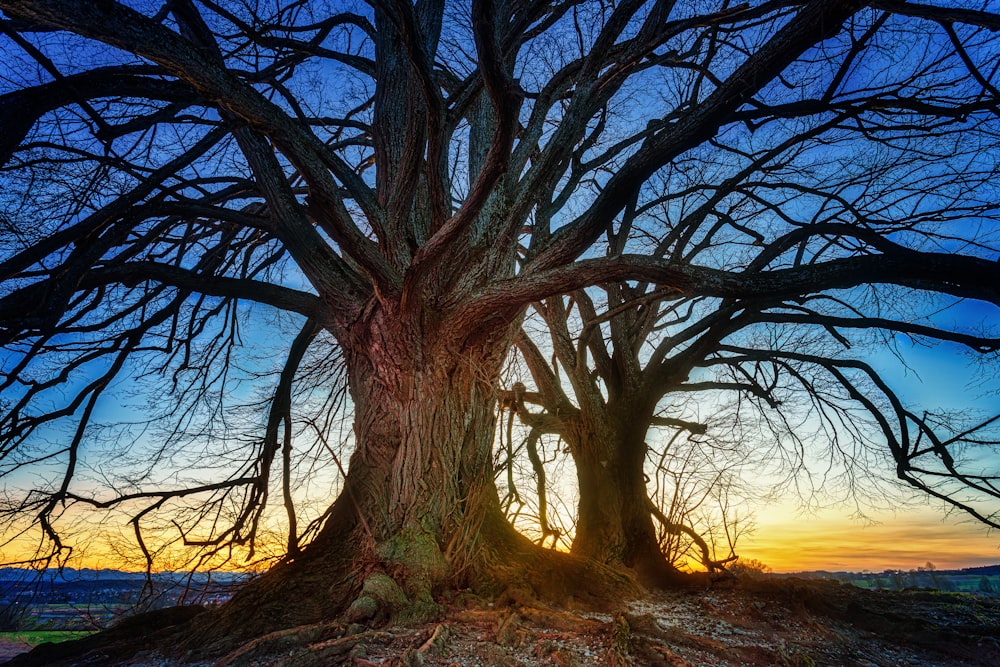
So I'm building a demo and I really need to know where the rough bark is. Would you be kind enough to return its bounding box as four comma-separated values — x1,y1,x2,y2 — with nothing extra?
183,306,633,654
567,406,684,587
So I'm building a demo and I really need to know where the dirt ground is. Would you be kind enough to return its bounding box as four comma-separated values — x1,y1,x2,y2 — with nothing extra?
5,578,1000,666
0,642,31,664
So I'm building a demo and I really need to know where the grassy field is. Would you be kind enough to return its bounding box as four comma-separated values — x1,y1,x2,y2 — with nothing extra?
851,573,999,593
0,630,94,646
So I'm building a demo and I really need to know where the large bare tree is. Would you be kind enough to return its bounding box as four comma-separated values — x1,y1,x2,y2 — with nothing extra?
2,0,1000,649
506,73,1000,581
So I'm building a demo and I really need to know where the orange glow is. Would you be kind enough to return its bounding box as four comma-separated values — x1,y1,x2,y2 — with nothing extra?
4,501,997,575
740,504,1000,573
0,507,282,574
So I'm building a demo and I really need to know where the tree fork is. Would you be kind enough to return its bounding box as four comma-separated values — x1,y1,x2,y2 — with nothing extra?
510,381,686,586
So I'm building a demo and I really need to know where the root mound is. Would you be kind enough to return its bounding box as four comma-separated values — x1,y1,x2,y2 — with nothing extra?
5,525,641,666
3,605,206,667
10,573,998,666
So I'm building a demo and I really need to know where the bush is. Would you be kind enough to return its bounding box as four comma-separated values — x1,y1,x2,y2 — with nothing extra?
0,601,27,632
728,558,772,580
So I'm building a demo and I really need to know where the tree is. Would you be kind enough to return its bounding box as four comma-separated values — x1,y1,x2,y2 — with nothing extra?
2,0,1000,652
510,304,731,584
507,137,1000,583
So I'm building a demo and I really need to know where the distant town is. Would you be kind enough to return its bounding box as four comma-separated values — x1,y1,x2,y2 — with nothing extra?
0,567,247,633
2,563,998,635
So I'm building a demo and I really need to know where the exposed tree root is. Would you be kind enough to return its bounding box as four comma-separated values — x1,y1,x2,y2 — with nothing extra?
15,520,637,665
11,577,999,666
178,540,360,656
209,620,347,666
376,623,451,667
5,502,644,666
606,612,631,666
4,535,718,667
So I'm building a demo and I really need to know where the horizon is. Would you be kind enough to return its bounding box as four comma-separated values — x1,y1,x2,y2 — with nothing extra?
742,504,1000,574
3,558,999,578
5,506,998,578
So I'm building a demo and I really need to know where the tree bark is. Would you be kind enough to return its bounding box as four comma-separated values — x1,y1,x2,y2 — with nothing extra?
567,407,683,587
189,305,633,650
323,305,515,601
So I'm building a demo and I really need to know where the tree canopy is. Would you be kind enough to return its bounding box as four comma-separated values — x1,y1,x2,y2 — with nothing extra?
1,0,1000,645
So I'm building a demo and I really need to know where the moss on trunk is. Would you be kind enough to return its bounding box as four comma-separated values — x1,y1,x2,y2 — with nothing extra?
171,309,637,658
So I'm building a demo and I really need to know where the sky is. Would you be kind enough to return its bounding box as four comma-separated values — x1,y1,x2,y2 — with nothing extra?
739,328,1000,573
742,503,999,573
2,1,1000,578
3,316,999,575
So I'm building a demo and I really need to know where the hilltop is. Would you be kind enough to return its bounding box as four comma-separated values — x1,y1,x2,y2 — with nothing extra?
3,573,1000,666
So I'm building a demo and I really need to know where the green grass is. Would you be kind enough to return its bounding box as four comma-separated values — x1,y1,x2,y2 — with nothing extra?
0,630,94,646
848,574,1000,593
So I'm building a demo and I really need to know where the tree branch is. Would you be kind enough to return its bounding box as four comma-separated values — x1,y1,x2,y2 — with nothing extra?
526,0,866,272
0,0,399,302
462,251,1000,324
0,261,321,338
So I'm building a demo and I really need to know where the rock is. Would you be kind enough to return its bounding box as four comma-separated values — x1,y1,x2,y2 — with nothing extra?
362,572,409,612
345,595,379,623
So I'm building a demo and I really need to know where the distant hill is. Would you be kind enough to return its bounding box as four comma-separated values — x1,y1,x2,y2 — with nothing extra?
0,567,246,585
0,568,147,584
953,564,1000,576
778,564,1000,579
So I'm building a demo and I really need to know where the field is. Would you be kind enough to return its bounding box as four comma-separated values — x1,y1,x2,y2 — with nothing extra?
849,572,1000,593
0,630,93,645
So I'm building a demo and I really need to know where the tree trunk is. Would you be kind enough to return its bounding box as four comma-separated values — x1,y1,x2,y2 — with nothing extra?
320,308,517,606
189,306,633,650
569,409,682,587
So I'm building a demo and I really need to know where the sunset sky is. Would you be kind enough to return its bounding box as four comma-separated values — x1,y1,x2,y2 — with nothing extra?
1,3,999,580
2,322,998,575
3,331,999,575
742,503,999,573
8,501,995,574
748,330,1000,573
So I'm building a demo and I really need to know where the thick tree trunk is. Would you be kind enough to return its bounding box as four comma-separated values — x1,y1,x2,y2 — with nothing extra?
318,310,517,607
187,308,633,651
569,410,682,587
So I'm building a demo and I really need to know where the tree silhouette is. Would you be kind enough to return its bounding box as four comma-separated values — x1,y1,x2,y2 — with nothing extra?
508,178,1000,583
2,0,1000,650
